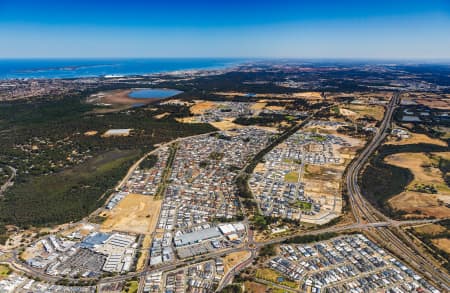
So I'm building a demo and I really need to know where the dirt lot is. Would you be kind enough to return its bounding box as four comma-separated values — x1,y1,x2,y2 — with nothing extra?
189,100,216,114
136,234,152,271
223,251,251,273
387,132,447,147
154,112,170,119
101,194,162,234
432,238,450,254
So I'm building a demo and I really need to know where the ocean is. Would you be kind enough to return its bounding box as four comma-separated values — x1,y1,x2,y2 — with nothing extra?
0,58,244,80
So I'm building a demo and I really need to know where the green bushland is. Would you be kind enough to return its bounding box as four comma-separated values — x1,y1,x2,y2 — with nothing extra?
0,149,139,227
359,143,448,218
139,154,158,169
0,95,216,241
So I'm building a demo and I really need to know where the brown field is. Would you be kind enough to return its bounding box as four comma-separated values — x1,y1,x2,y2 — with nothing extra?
389,191,450,218
265,105,285,111
101,194,162,234
190,101,216,114
340,104,385,121
416,98,450,110
244,281,267,293
387,132,447,147
136,235,152,271
292,92,323,100
414,224,447,236
250,102,267,110
385,152,450,194
210,118,243,130
223,251,251,273
432,238,450,254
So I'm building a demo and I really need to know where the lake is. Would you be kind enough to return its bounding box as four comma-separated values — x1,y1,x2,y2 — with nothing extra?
128,88,183,99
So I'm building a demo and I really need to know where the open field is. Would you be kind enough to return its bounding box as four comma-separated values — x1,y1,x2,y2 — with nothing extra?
223,251,251,273
250,102,267,110
389,191,450,218
210,118,243,130
339,104,385,121
102,194,162,234
432,238,450,254
385,152,450,218
255,268,298,289
244,281,267,293
154,112,170,119
189,100,216,114
414,224,447,236
284,171,299,183
385,152,450,194
387,132,447,147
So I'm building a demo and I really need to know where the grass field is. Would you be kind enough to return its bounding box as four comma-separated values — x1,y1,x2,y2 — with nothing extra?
0,264,10,279
340,104,385,121
414,224,447,236
244,281,267,293
255,268,298,289
102,194,162,234
432,238,450,254
284,171,299,183
123,280,139,293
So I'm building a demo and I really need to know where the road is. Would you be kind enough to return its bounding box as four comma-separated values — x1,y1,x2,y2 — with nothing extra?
0,165,16,197
345,93,450,290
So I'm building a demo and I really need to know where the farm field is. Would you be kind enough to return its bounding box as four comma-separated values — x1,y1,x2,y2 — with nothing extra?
387,132,447,147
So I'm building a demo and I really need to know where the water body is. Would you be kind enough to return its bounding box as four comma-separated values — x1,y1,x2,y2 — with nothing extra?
0,58,244,80
128,89,182,99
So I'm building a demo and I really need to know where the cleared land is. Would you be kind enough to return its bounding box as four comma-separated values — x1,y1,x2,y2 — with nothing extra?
223,251,251,273
136,234,152,271
189,100,216,114
101,194,162,234
244,281,268,293
210,118,243,130
414,224,447,236
339,104,385,121
387,132,447,147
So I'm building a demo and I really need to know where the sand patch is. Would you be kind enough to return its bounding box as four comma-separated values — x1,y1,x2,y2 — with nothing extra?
84,130,98,136
101,194,162,234
154,112,170,119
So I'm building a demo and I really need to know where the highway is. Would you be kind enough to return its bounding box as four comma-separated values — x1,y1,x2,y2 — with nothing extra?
345,93,450,290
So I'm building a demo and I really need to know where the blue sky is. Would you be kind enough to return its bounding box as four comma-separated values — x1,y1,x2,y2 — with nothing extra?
1,0,449,59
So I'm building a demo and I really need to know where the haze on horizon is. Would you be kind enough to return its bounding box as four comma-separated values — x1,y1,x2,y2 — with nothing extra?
1,0,450,60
